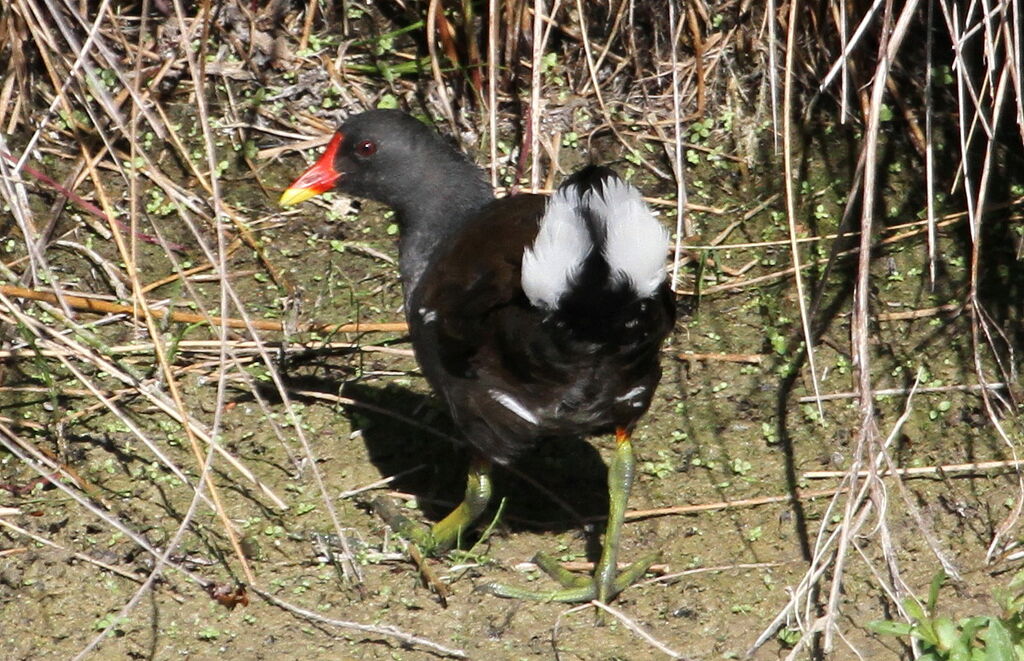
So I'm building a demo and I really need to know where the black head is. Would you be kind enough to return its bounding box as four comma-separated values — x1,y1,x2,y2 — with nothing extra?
280,110,496,295
280,109,492,214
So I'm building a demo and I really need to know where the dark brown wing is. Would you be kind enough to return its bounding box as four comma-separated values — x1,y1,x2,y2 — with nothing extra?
412,194,547,380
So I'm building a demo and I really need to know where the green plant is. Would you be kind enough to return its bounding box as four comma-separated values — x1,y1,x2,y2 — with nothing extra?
869,571,1024,660
641,450,674,479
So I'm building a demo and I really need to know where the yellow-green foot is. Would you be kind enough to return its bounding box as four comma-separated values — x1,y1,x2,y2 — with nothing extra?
373,455,493,554
371,495,445,552
478,551,661,602
479,427,651,604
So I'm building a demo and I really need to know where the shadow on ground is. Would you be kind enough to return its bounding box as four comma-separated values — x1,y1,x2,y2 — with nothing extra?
337,380,614,558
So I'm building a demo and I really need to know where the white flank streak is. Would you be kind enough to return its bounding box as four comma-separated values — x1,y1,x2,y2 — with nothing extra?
521,185,592,309
417,307,438,324
489,389,539,425
615,386,647,402
587,178,669,297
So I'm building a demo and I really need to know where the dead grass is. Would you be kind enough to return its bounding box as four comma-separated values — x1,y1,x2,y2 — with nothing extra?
1,1,1022,658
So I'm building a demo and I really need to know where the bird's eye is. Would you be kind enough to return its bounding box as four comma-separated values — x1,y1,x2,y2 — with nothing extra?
355,140,377,157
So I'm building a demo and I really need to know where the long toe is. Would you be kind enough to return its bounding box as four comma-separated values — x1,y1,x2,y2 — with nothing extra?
477,551,661,603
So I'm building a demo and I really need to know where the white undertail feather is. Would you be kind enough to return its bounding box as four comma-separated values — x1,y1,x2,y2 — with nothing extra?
521,184,591,309
589,177,670,298
521,175,669,309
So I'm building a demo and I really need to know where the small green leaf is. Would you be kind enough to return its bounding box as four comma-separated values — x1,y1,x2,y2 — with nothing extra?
916,620,941,646
902,597,926,622
377,94,399,109
960,616,989,641
928,571,947,611
197,625,221,641
867,620,913,636
948,641,971,661
983,619,1014,661
933,617,958,649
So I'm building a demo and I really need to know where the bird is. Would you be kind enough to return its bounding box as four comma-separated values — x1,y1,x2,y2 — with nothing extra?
279,109,675,603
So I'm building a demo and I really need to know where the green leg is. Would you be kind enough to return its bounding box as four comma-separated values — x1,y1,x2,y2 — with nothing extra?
429,456,493,550
373,456,493,553
480,428,659,603
596,428,634,602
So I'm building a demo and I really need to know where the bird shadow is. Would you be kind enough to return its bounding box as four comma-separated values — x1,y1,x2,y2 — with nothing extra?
339,380,611,556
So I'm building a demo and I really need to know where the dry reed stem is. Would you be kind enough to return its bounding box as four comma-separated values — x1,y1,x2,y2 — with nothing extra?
0,283,409,334
675,352,764,364
625,487,846,521
253,586,468,658
804,457,1024,480
821,2,920,651
780,0,824,423
554,601,688,660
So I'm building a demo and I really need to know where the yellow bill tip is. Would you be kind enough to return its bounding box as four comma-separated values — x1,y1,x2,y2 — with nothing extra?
279,131,345,207
279,186,322,207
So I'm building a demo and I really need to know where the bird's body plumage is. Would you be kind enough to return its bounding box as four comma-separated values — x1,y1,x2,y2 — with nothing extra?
409,182,674,464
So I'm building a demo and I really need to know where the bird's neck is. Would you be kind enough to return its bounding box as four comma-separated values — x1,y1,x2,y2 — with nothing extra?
394,163,494,301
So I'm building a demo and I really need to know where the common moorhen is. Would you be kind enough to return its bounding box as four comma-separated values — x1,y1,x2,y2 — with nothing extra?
280,109,675,603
